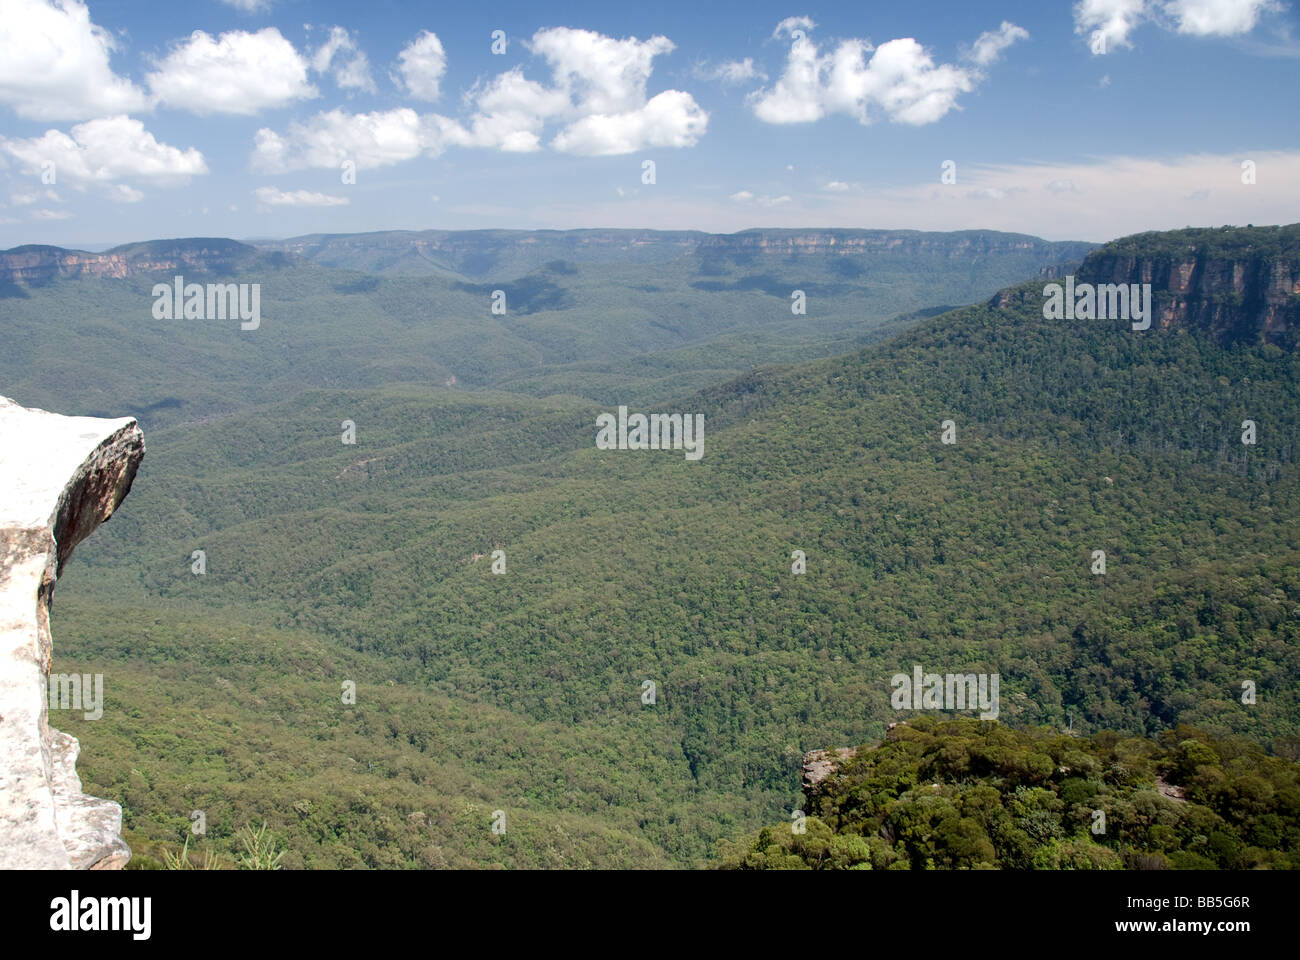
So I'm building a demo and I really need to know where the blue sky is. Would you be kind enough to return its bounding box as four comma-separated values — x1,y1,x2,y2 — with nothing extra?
1,0,1297,247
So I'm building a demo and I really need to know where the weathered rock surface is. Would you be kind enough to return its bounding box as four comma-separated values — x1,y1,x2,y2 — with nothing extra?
0,395,143,869
801,747,857,795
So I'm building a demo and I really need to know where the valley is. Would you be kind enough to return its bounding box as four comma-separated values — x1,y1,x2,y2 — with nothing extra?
3,224,1294,869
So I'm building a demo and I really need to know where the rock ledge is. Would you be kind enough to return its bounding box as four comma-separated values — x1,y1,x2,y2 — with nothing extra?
0,395,143,869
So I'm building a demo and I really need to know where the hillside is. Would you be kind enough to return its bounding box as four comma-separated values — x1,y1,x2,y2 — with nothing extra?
0,229,1093,430
37,223,1299,868
716,718,1300,870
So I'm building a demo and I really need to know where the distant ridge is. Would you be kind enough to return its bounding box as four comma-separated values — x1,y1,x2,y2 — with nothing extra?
255,227,1099,279
0,238,291,283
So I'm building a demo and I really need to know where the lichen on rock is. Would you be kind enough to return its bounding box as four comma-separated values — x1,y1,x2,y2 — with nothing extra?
0,395,143,869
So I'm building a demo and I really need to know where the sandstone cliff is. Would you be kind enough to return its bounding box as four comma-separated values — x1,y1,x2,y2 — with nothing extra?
0,238,278,284
0,396,143,868
989,224,1300,346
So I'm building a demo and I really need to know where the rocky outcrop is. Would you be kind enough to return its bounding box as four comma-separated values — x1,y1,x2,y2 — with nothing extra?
801,747,857,795
0,396,143,868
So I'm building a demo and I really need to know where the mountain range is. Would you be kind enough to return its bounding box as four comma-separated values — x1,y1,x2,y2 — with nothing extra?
2,223,1296,869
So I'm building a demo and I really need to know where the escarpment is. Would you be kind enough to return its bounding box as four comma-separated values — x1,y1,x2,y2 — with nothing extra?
0,238,276,284
1078,251,1300,345
988,224,1300,346
0,395,143,869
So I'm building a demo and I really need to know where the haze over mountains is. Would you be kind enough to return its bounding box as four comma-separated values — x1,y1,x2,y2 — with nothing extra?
2,222,1295,868
0,228,1093,427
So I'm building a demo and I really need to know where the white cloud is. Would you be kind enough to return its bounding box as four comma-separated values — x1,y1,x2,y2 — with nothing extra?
430,67,568,152
513,27,707,155
253,186,349,206
395,31,447,101
1074,0,1148,52
1075,0,1278,53
251,107,430,172
311,26,375,92
550,89,708,156
967,21,1030,65
749,23,981,127
220,0,271,11
824,180,851,191
730,190,791,206
772,17,816,40
705,58,766,85
1164,0,1281,35
259,26,707,165
147,28,317,115
0,116,207,186
31,208,72,220
107,183,144,203
0,0,149,121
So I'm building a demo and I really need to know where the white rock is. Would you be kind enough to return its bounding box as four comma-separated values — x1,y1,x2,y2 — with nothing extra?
0,395,143,869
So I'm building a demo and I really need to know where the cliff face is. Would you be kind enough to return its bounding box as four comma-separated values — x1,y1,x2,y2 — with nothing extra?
986,226,1300,346
0,396,143,869
1076,252,1300,345
0,239,269,284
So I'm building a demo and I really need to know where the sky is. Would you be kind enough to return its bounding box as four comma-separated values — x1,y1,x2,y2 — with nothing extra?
0,0,1297,247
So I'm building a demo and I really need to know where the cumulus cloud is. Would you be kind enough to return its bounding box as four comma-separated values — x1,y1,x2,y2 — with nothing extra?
311,26,375,92
394,31,447,101
749,22,987,127
1075,0,1280,53
255,26,707,167
1074,0,1149,51
0,0,149,120
0,116,207,186
253,186,349,206
824,180,851,191
967,21,1030,65
550,88,707,155
421,27,709,155
521,27,707,154
147,28,317,114
1165,0,1281,35
31,208,72,220
251,107,429,171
